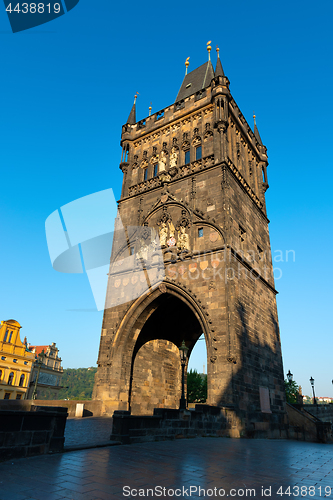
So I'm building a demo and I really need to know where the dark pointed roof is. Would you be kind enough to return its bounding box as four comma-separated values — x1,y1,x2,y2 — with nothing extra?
215,57,224,77
175,61,215,102
127,102,136,125
253,120,263,146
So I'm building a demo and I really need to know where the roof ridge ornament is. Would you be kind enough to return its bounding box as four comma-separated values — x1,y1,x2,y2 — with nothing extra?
207,41,212,61
185,57,190,75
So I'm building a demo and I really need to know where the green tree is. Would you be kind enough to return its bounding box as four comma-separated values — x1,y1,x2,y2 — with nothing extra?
284,379,300,404
187,369,207,403
57,367,97,400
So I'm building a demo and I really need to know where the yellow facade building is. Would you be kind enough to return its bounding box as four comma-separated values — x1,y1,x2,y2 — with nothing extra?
0,320,35,400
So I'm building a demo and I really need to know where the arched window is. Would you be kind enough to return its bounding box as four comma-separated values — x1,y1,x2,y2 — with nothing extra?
8,372,14,385
4,329,9,342
19,374,25,387
0,369,2,380
8,331,13,343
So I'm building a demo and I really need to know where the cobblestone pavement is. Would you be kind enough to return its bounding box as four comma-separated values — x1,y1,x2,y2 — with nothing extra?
64,417,114,449
0,438,333,500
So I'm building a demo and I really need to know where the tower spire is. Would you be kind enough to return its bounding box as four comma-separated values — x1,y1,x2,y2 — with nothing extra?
215,46,225,77
126,92,139,125
253,113,263,146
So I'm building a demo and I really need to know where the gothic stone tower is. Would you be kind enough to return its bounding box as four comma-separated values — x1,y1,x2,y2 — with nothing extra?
93,49,287,436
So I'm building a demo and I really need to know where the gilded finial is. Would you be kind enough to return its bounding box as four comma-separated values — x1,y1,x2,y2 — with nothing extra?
134,92,139,104
207,40,212,60
253,112,256,125
185,57,190,75
216,45,220,58
149,102,152,116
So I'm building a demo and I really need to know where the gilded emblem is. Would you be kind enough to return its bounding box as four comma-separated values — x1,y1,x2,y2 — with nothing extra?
189,263,197,273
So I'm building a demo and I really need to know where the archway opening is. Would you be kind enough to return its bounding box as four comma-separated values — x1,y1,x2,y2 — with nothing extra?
187,334,208,405
129,292,205,415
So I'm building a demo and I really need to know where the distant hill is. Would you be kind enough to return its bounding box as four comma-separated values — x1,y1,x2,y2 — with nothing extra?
37,367,98,400
58,367,97,400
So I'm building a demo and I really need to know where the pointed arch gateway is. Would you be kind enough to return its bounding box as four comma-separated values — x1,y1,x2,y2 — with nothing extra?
102,282,213,415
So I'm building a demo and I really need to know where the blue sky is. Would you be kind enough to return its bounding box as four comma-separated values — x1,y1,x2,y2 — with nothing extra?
1,0,333,398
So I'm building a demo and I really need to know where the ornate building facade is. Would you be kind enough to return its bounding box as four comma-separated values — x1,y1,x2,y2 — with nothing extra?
0,320,35,400
93,47,287,436
26,343,64,400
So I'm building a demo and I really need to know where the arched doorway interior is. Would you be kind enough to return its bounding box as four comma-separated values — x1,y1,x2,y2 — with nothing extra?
129,292,206,415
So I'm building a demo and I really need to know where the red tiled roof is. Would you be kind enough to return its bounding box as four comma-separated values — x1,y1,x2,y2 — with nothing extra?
29,345,48,356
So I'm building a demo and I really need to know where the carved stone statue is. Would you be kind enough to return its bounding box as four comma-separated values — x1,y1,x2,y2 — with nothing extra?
168,220,175,238
136,224,151,261
175,209,191,253
177,225,190,252
157,151,167,172
157,206,173,248
159,222,168,247
137,243,149,261
169,149,178,168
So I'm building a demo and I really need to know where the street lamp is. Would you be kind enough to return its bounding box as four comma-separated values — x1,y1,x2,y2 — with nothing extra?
310,376,317,405
31,352,45,400
287,370,293,383
179,340,189,410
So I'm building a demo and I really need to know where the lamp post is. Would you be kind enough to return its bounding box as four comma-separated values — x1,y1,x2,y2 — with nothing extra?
287,370,293,384
31,352,44,400
310,376,317,405
286,370,294,404
179,340,189,410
